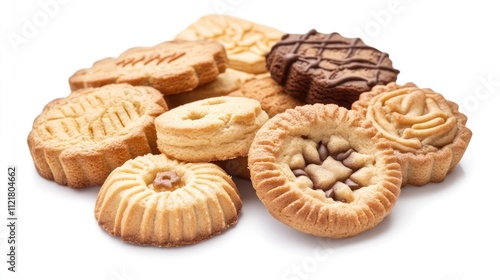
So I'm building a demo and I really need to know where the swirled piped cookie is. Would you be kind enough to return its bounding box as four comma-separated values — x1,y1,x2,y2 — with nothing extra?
248,104,401,238
95,153,242,247
176,14,284,74
351,82,472,186
27,84,168,188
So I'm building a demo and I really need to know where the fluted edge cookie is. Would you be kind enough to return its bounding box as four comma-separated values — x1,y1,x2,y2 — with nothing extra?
69,40,228,95
95,153,242,247
27,84,168,188
351,82,472,186
248,104,401,238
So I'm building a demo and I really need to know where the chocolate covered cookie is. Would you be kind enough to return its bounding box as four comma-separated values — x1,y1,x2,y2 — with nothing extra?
266,29,399,108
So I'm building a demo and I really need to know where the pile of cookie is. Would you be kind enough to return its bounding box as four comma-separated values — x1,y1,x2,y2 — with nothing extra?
27,15,472,246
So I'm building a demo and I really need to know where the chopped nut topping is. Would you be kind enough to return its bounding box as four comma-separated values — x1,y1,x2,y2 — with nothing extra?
291,137,376,202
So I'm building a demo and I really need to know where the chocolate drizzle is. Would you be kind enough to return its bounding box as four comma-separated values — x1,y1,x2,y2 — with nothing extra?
268,29,400,88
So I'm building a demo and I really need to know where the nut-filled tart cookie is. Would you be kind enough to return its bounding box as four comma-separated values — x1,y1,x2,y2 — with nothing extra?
248,104,402,238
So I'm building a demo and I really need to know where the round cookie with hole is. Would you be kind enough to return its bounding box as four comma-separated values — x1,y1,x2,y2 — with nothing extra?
155,96,269,163
248,103,402,238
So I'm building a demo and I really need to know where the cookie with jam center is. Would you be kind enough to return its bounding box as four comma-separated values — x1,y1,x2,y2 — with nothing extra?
95,153,242,247
248,104,402,238
265,29,399,108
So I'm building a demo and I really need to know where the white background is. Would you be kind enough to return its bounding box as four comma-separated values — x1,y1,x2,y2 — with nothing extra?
1,1,499,280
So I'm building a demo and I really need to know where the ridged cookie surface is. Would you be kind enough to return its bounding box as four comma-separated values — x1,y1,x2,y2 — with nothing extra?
95,153,242,247
27,84,168,188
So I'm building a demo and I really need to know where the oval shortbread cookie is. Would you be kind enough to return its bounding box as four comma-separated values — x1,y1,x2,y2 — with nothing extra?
69,40,228,95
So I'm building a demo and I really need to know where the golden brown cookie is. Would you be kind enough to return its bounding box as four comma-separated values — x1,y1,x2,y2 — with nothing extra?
228,76,305,117
95,153,242,247
215,156,251,180
248,104,401,238
164,69,244,109
27,84,168,188
351,82,472,186
155,96,269,163
176,14,283,74
69,40,228,95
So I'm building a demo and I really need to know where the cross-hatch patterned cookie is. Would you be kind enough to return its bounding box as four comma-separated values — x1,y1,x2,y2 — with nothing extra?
269,29,399,86
69,40,228,95
27,84,168,188
176,14,284,74
266,29,399,107
43,91,142,143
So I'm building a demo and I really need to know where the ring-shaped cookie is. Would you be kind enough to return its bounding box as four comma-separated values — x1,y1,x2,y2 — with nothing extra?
155,96,269,162
95,153,242,247
248,104,401,238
